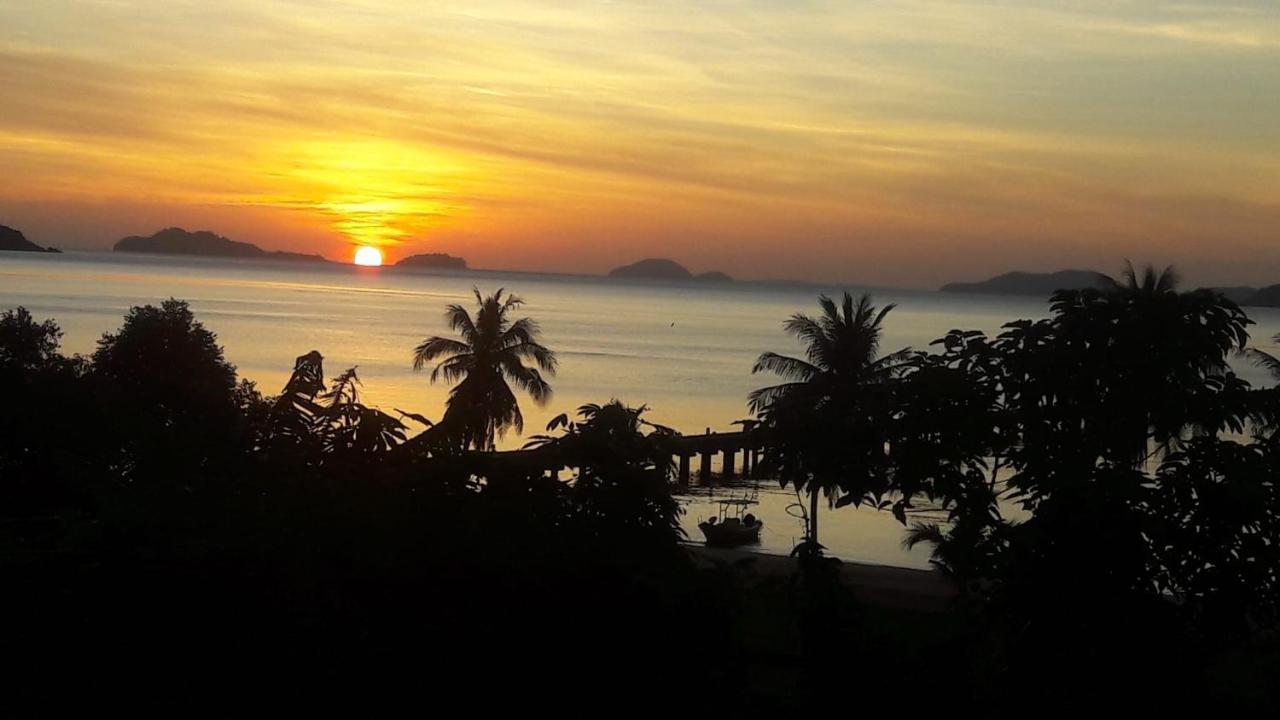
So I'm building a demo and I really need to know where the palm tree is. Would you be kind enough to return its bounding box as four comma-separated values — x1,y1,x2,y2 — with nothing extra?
1254,340,1280,380
1101,261,1180,296
1054,261,1252,466
750,292,909,556
1249,333,1280,437
413,288,557,450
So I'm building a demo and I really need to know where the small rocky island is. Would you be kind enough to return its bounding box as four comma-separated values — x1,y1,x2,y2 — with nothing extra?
0,224,60,253
394,253,468,270
608,258,732,283
113,227,329,263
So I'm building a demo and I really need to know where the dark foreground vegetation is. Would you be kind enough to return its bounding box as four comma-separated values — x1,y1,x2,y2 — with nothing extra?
4,264,1280,710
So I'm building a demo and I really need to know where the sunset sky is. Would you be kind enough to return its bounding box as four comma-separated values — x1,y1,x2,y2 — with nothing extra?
1,1,1277,288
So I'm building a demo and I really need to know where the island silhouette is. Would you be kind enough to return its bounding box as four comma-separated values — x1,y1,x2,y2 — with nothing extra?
0,225,60,253
944,268,1280,307
608,258,733,282
395,252,468,270
940,269,1105,295
113,227,329,263
11,225,1280,307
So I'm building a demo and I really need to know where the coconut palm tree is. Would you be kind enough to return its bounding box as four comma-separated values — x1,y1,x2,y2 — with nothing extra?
750,292,910,556
1048,261,1252,468
413,288,557,450
1255,341,1280,380
1249,333,1280,438
1102,261,1180,296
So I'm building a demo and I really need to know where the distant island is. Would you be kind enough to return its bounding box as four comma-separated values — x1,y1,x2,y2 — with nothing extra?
694,270,734,283
1250,285,1280,307
113,227,329,263
395,253,468,270
1208,286,1260,305
941,270,1104,296
942,269,1280,307
0,225,60,253
608,258,733,283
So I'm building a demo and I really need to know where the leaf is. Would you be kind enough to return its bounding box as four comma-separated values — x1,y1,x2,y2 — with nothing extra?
395,408,434,427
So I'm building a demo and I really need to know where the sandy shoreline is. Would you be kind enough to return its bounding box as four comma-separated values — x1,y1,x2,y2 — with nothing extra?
684,543,957,612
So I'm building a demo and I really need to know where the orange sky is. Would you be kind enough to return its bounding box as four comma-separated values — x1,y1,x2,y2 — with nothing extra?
1,1,1278,288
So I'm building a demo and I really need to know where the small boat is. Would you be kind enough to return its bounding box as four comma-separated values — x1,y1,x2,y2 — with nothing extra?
699,497,763,547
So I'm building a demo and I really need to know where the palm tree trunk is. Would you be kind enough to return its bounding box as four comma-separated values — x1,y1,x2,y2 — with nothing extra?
809,484,819,548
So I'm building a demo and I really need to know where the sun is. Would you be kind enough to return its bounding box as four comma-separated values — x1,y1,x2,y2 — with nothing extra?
353,246,383,266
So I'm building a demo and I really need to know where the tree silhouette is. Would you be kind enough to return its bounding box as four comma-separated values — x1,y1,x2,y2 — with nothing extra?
887,263,1268,676
413,289,557,450
0,307,97,511
91,299,242,485
749,292,909,557
0,307,62,373
892,328,1014,590
1026,262,1251,476
265,350,328,453
317,366,410,458
1147,437,1280,636
527,400,683,547
256,351,418,464
1248,333,1280,439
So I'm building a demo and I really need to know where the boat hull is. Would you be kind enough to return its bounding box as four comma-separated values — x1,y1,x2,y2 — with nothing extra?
699,521,763,547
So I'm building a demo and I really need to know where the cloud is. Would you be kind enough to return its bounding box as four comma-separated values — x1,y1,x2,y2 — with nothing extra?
1,1,1278,285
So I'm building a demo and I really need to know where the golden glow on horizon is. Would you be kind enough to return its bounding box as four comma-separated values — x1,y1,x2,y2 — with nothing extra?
1,1,1278,287
353,246,384,267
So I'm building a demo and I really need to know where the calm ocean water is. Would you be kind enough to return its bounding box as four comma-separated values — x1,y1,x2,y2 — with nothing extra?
4,250,1279,568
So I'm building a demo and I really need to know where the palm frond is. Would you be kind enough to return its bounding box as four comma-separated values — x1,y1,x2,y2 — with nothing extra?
499,317,541,348
430,355,472,383
748,382,813,414
443,304,478,344
412,336,471,372
902,522,945,550
752,351,820,382
1121,259,1138,290
505,342,557,374
872,301,897,330
499,355,552,404
1250,348,1280,382
783,313,830,365
866,347,914,380
394,408,434,427
817,294,840,327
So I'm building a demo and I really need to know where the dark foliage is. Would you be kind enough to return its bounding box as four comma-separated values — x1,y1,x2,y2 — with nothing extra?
1,300,737,709
525,400,684,550
91,298,245,487
5,266,1280,709
877,264,1280,709
742,264,1280,709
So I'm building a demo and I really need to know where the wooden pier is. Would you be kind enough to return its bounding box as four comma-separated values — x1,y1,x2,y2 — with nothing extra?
452,428,767,484
668,429,764,484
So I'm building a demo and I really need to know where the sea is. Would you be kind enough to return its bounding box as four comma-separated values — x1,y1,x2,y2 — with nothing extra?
4,250,1278,569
